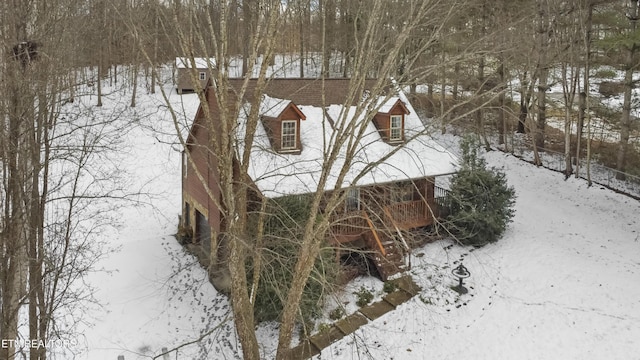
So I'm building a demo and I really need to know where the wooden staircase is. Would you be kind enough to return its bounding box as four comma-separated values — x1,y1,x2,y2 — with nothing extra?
371,237,407,281
362,211,408,281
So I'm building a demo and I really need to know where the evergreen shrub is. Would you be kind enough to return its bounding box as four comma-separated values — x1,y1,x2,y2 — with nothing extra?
247,195,338,326
444,136,516,247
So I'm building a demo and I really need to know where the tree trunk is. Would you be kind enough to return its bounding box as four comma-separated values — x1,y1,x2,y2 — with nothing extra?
476,57,490,150
321,0,334,78
97,63,103,107
577,0,593,180
536,66,548,151
242,0,253,77
1,54,31,360
440,50,446,134
227,211,260,360
299,17,305,78
151,13,158,94
617,0,637,180
131,63,138,107
518,97,527,134
453,62,460,100
617,63,633,180
564,97,574,178
498,62,506,146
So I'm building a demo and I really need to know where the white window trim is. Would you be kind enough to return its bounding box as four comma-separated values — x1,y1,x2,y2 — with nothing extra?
281,120,297,150
390,115,403,141
199,71,206,81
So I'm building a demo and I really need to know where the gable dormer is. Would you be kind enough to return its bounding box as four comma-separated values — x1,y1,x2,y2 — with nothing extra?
260,101,306,154
372,99,410,144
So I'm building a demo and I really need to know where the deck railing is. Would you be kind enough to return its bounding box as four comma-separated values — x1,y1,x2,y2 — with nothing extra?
434,186,449,200
434,186,450,211
331,187,452,235
330,210,368,235
384,200,427,223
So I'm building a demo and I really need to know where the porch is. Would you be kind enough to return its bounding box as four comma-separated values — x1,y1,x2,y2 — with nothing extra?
329,185,449,244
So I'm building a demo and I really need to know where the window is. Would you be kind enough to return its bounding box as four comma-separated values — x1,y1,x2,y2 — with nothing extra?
281,120,297,150
199,71,206,81
390,115,403,141
345,188,360,212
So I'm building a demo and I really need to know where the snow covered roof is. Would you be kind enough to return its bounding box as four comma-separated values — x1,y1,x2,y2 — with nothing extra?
230,80,459,198
175,57,215,69
260,97,294,118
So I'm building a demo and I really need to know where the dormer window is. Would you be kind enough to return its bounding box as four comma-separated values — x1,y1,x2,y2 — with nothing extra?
390,115,403,141
281,120,297,150
260,99,305,153
371,99,410,145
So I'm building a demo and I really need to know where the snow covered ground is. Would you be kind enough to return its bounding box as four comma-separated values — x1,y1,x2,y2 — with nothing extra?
68,69,640,360
318,149,640,360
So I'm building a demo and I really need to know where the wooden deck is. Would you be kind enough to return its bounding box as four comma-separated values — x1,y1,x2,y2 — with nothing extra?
329,200,441,244
384,200,435,229
329,210,368,243
328,186,450,280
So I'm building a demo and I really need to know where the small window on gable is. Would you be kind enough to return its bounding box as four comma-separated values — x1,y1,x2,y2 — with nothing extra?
281,120,297,150
390,115,403,141
199,71,206,81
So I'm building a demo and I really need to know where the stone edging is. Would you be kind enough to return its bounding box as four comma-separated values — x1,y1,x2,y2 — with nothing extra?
287,275,421,359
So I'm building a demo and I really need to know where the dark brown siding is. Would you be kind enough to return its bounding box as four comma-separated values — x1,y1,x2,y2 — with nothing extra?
261,116,280,150
183,96,223,242
373,113,390,141
279,106,300,120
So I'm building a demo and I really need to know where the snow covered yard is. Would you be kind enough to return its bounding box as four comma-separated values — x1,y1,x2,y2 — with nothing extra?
73,80,241,359
69,70,640,360
319,151,640,360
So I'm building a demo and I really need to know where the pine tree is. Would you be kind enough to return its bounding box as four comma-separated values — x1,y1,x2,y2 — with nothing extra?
445,137,516,247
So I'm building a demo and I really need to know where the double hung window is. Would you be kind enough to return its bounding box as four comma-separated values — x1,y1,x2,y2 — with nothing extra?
390,115,402,141
281,120,297,150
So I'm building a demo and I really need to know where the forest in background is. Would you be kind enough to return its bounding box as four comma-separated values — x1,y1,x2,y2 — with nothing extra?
1,1,640,360
9,0,639,176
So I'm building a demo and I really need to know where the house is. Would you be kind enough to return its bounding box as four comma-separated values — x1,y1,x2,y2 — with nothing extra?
175,57,213,94
181,78,458,281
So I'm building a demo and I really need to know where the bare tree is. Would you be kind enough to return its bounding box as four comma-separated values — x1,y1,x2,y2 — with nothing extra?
616,0,639,180
0,1,138,359
131,1,508,359
577,0,596,183
557,1,583,178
